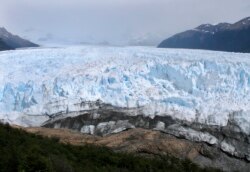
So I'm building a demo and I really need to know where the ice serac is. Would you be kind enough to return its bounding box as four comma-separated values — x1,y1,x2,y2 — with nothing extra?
0,46,250,127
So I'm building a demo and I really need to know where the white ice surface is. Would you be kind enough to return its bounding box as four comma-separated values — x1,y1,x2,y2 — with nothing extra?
0,46,250,131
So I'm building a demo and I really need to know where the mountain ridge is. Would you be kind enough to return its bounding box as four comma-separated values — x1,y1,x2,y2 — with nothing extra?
0,27,38,50
158,17,250,52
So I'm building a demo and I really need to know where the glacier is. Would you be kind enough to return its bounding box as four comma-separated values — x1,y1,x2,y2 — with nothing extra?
0,46,250,133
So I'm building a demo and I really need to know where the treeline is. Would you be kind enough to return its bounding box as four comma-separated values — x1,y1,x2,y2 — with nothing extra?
0,123,220,172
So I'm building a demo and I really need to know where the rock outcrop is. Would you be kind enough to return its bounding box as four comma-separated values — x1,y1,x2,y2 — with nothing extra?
42,101,250,172
24,125,250,172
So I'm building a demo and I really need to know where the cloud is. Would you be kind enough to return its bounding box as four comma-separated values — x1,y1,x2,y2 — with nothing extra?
0,0,249,45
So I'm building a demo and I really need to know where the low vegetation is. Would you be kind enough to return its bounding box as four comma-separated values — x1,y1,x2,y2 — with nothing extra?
0,123,220,172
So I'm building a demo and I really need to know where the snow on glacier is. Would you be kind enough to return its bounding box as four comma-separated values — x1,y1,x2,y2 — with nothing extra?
0,46,250,131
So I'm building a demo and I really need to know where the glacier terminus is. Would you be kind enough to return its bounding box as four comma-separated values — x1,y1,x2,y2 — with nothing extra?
1,46,250,164
0,46,249,129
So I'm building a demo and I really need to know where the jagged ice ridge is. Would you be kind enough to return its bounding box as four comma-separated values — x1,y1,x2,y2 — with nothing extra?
0,46,250,134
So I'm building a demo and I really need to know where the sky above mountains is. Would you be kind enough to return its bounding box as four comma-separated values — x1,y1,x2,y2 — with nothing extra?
0,0,249,46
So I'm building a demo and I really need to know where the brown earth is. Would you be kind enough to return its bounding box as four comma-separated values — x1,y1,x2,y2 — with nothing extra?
17,126,250,171
22,127,203,160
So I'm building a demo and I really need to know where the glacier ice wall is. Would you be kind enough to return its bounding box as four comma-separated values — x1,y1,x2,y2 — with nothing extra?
0,46,249,130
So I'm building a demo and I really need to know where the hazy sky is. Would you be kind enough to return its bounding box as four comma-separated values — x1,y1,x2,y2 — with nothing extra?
0,0,250,45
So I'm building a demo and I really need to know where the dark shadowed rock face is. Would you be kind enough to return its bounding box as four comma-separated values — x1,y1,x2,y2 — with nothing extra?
0,27,38,51
158,17,250,53
42,101,250,172
0,38,12,51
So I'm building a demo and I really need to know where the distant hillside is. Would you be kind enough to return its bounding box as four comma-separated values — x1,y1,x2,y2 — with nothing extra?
0,27,38,51
158,17,250,53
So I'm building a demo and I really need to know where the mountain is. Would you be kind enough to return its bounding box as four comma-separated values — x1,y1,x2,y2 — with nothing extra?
0,27,38,50
0,46,250,171
158,17,250,52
